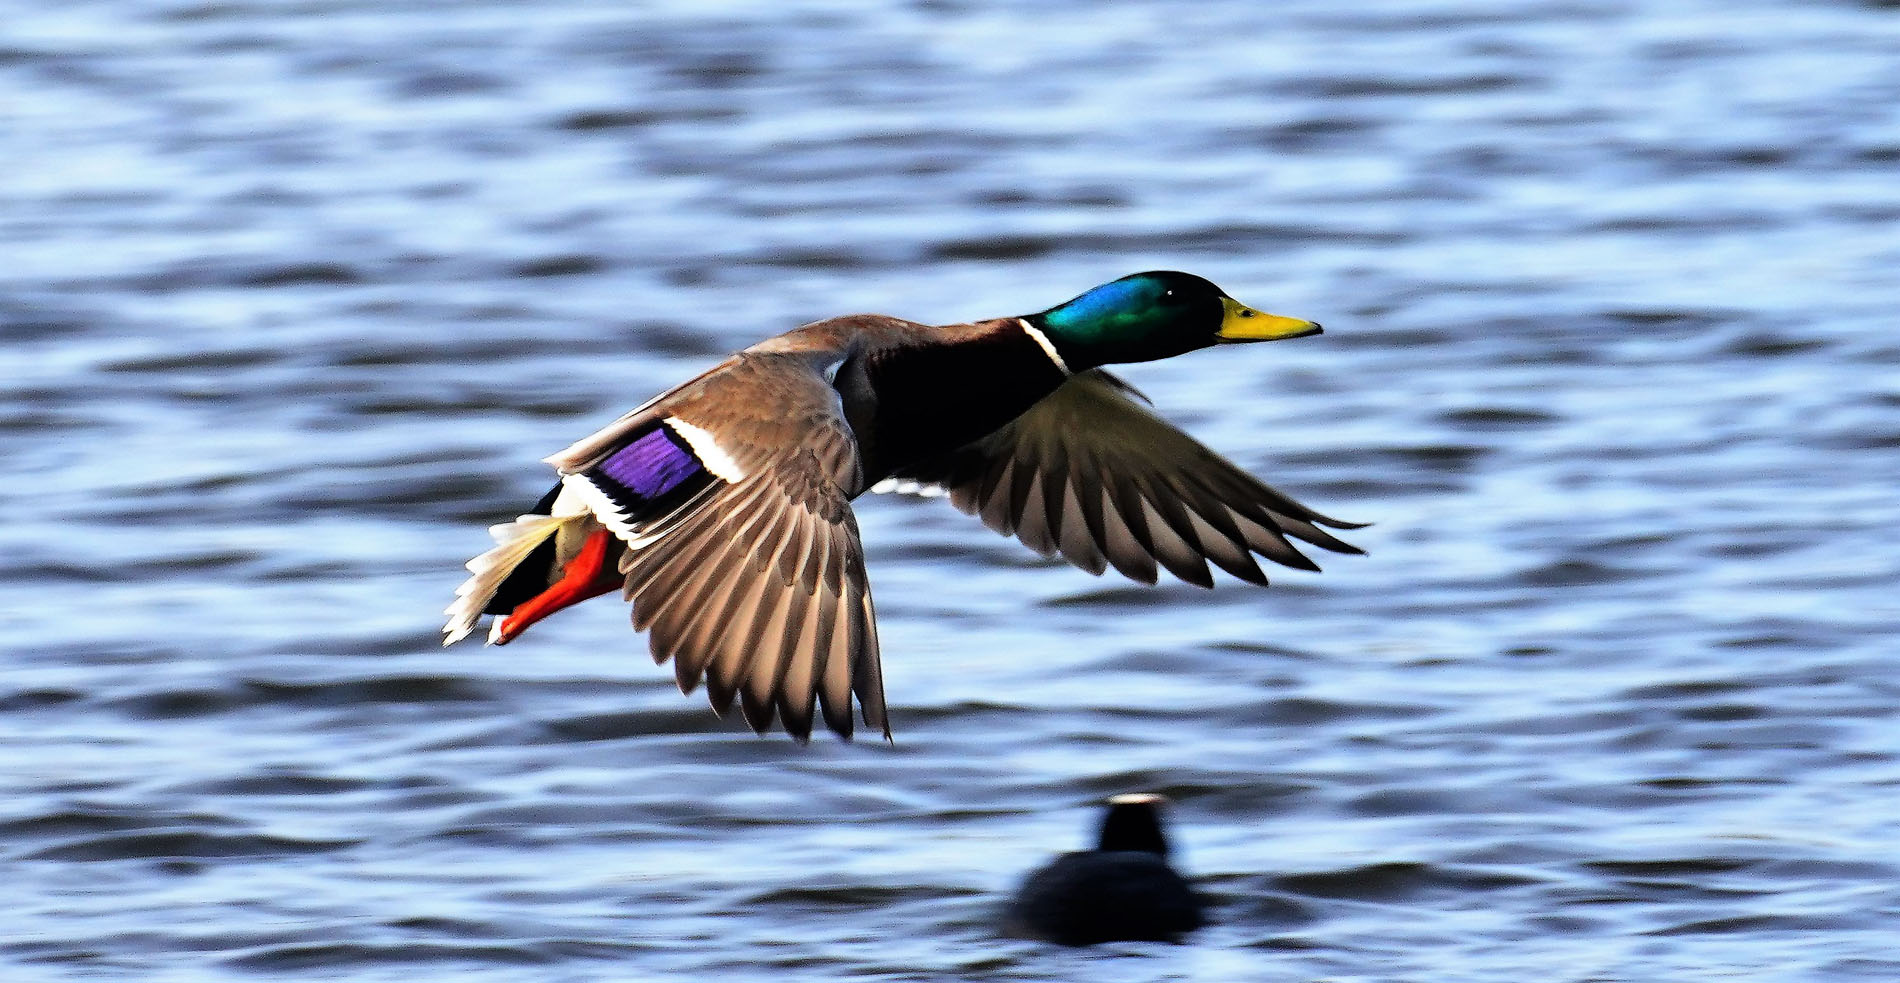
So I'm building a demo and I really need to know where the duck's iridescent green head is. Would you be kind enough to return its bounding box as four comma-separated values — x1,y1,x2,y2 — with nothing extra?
1026,271,1320,371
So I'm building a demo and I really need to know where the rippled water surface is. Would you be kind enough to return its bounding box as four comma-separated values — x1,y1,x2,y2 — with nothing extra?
6,0,1899,979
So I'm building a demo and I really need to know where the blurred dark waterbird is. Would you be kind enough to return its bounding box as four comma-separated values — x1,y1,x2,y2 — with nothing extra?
445,272,1362,740
1004,793,1206,946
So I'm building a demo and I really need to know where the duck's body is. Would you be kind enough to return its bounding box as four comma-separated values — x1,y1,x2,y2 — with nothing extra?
1005,794,1205,946
444,272,1361,741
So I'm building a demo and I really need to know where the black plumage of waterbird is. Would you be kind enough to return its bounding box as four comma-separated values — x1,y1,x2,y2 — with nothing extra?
1004,793,1205,945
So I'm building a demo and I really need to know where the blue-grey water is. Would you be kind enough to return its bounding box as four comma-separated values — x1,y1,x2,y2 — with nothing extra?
5,0,1899,980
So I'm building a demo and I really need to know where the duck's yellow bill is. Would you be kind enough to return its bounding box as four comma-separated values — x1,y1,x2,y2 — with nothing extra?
1216,297,1322,342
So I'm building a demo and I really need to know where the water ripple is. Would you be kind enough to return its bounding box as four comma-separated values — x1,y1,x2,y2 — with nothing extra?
5,0,1898,979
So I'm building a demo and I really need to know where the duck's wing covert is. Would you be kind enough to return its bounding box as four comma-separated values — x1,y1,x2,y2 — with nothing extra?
888,369,1363,587
548,353,885,742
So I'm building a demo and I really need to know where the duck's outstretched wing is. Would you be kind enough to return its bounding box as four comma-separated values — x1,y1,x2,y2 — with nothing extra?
886,369,1363,587
541,352,886,742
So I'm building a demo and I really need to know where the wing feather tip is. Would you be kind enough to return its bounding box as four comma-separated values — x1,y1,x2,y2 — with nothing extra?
1279,551,1324,572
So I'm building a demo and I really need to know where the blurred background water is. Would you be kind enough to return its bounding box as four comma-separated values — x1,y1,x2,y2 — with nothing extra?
4,0,1899,979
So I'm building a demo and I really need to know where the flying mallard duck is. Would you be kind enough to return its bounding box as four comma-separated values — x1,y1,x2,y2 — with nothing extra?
444,271,1361,742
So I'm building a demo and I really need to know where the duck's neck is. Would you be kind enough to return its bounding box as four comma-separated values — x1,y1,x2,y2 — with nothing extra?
1098,798,1171,856
1014,315,1079,375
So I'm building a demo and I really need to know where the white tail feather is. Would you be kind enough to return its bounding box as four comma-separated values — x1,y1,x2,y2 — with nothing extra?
442,514,569,646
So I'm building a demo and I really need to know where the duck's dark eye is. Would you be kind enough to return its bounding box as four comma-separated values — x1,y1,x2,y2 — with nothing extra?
1239,309,1254,318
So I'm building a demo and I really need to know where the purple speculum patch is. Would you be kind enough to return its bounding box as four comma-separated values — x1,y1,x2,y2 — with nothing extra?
594,424,703,500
